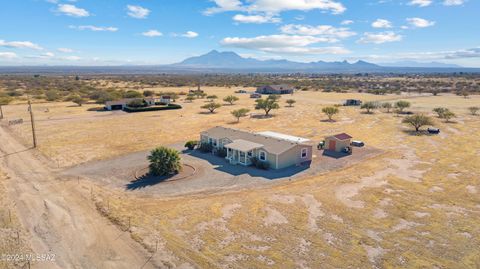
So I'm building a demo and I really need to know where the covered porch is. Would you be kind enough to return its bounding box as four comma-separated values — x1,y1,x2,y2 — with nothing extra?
224,139,264,166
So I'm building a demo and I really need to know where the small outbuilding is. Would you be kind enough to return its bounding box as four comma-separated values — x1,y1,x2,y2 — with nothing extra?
344,99,362,106
325,133,353,152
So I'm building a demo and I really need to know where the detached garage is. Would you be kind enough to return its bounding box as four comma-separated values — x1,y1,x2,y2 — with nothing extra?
325,133,352,152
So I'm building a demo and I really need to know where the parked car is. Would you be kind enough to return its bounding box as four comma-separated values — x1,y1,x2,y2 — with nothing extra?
342,146,352,154
428,128,440,134
351,140,365,147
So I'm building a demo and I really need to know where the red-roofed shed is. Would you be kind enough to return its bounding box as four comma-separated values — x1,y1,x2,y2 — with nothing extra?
325,133,353,152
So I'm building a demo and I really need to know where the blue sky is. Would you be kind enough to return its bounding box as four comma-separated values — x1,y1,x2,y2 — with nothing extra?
0,0,478,66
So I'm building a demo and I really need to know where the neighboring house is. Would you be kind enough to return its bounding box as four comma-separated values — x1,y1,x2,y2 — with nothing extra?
200,127,313,169
256,85,294,95
344,99,362,106
325,133,352,152
104,96,171,110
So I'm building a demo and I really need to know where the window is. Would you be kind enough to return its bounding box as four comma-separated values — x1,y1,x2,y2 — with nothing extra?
259,151,267,161
301,148,308,158
248,151,253,157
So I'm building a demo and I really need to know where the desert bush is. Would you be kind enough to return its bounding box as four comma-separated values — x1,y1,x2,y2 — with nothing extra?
201,102,222,113
361,101,379,114
322,106,339,121
184,140,198,150
468,106,479,115
231,108,250,122
223,95,239,105
394,101,411,114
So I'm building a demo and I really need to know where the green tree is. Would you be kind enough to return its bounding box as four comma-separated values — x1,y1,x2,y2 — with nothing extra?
402,114,434,132
231,108,250,122
185,95,196,102
201,102,222,113
124,90,142,99
286,99,296,107
184,141,198,150
207,95,218,102
433,107,447,118
322,106,339,121
255,97,280,116
143,90,155,97
461,91,469,99
0,96,13,120
45,90,60,101
468,106,479,116
127,99,147,108
382,102,393,113
71,95,86,107
361,101,379,114
148,147,182,176
441,110,456,122
223,95,239,105
394,101,411,114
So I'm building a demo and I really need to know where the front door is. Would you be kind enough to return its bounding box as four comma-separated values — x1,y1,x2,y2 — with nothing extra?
329,140,336,151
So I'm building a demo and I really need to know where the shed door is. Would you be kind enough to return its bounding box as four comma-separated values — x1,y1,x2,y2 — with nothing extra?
329,140,336,151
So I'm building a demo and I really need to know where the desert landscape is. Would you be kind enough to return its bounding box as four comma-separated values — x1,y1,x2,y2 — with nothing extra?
1,77,479,268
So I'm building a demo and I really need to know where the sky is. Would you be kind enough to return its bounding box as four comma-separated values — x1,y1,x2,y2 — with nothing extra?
0,0,479,67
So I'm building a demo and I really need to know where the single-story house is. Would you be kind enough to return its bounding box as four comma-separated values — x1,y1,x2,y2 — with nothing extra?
325,133,352,152
200,127,313,170
256,85,294,95
344,99,362,106
104,96,171,110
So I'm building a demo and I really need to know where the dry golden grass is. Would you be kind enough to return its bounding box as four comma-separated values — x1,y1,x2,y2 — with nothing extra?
2,88,480,268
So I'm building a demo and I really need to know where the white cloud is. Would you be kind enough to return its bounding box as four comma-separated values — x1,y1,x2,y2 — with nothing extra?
407,17,435,28
0,52,18,59
443,0,465,6
280,24,356,41
0,40,43,50
57,4,89,17
61,56,82,61
341,20,354,25
142,30,163,37
355,47,480,61
221,34,350,55
182,31,199,38
43,52,55,57
127,5,150,19
205,0,346,15
233,14,281,24
58,48,74,53
358,32,402,44
408,0,433,7
372,19,393,28
70,25,119,32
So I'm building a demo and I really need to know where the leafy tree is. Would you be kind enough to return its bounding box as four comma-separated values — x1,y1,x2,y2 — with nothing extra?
71,95,86,106
461,91,469,99
124,90,142,98
207,95,218,102
185,95,196,102
184,140,198,150
394,100,411,114
170,93,179,102
361,101,379,114
231,108,250,122
127,99,147,108
201,102,222,113
286,99,296,107
381,102,393,113
95,91,116,104
223,95,239,105
402,114,434,132
45,90,60,101
441,110,456,122
322,106,339,121
0,96,13,119
433,107,447,118
148,147,182,176
143,90,155,97
468,106,479,116
255,97,280,116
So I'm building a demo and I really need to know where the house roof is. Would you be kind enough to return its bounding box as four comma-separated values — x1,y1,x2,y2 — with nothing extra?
201,126,311,155
224,139,264,152
330,133,353,141
257,131,310,143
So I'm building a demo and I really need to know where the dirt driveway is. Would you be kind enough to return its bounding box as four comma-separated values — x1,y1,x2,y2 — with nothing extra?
63,144,383,197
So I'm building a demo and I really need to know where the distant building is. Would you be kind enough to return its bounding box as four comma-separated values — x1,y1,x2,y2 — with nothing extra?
200,127,312,169
344,99,362,106
256,85,294,95
104,96,171,111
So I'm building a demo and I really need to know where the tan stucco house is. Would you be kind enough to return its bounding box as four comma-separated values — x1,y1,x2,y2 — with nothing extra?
104,96,171,110
200,127,313,169
325,133,352,152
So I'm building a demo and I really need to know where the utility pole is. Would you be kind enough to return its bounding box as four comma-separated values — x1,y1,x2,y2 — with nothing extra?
28,99,37,148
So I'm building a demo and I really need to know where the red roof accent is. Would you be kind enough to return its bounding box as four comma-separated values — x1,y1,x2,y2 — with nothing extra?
333,133,352,140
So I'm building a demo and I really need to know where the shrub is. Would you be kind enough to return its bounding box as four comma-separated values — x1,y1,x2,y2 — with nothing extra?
361,101,379,114
148,147,182,176
45,90,60,101
184,140,198,150
143,90,155,97
223,95,239,105
127,99,148,108
394,101,411,114
468,106,479,116
124,90,143,99
286,99,296,107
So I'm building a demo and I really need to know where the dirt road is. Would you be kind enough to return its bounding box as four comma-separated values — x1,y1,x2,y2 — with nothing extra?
0,125,162,269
